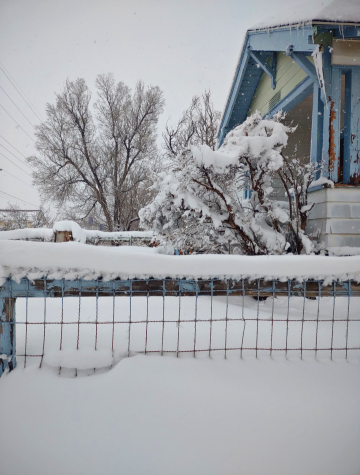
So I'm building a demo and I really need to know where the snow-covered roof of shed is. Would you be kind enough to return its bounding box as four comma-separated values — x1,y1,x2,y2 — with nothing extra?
250,0,360,31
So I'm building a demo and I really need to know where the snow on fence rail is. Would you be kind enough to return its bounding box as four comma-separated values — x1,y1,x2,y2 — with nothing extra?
0,220,154,245
1,239,360,376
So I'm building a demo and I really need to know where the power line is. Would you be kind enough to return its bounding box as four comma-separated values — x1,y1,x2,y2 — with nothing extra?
0,85,36,128
0,134,28,158
0,103,35,142
0,151,32,176
0,62,43,120
0,62,43,122
0,189,38,207
0,209,39,212
2,169,34,188
0,143,32,170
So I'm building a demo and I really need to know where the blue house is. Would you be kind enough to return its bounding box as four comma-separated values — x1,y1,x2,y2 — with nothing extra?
218,0,360,250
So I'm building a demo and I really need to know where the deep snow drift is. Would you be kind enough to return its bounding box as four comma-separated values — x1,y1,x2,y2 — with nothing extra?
1,355,359,475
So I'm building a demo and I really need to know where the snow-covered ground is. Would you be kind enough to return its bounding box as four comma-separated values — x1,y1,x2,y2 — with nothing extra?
1,294,359,474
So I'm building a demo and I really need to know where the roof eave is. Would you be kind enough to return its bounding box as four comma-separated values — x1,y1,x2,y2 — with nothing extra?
217,31,250,140
248,19,360,33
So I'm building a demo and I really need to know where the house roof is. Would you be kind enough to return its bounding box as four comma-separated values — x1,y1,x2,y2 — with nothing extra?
217,0,360,145
251,0,360,31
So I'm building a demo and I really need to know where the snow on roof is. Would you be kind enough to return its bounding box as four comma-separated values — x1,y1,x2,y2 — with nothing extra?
250,0,360,31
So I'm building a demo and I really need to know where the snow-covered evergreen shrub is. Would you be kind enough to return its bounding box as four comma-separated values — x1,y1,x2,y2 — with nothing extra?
140,112,319,255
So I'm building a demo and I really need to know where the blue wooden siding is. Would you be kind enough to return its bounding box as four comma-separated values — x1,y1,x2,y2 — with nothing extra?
248,52,314,117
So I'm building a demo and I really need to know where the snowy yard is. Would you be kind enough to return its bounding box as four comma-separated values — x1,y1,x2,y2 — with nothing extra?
1,237,360,474
2,0,360,472
1,293,359,475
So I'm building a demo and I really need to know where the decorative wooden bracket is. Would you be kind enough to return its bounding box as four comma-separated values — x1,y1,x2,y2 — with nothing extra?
286,45,319,85
249,50,277,89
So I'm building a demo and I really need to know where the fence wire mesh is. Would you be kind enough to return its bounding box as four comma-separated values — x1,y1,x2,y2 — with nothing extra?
1,277,360,376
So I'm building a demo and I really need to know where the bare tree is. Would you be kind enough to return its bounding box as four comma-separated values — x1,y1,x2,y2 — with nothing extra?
162,91,221,159
28,75,164,231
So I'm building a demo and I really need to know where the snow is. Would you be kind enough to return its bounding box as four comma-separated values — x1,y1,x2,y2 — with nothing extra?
309,176,335,189
0,355,358,475
1,356,359,475
192,118,289,173
1,240,360,284
83,229,153,240
43,348,114,370
0,220,153,242
250,0,360,31
328,247,360,256
220,116,289,170
53,220,87,243
0,227,54,241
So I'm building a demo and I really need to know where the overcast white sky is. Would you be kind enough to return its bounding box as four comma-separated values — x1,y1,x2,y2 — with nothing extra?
0,0,331,211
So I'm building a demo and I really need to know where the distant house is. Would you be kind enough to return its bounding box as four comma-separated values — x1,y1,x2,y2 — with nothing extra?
218,0,360,250
0,209,41,230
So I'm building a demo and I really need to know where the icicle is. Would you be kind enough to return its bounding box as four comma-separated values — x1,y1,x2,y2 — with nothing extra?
339,23,345,39
312,45,327,106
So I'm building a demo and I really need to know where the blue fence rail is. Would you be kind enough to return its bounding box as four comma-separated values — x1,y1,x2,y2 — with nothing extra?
1,276,360,376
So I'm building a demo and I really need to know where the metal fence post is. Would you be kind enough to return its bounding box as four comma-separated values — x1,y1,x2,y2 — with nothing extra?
0,296,16,376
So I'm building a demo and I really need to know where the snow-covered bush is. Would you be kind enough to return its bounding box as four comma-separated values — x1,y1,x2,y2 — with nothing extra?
140,112,319,255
